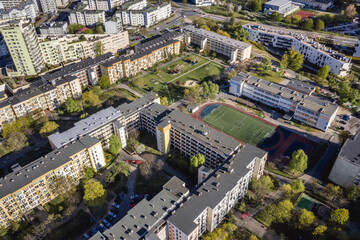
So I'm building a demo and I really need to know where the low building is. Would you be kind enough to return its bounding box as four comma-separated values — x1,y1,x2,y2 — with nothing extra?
101,39,181,84
285,79,316,95
264,0,303,17
56,0,69,8
243,24,352,77
0,0,37,21
0,135,105,227
91,177,189,240
184,25,252,63
191,0,214,6
187,103,199,113
293,0,333,11
69,3,105,26
329,131,360,188
167,144,266,240
38,21,68,35
229,73,338,131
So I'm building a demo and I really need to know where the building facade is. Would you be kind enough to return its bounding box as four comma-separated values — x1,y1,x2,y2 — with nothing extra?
293,0,333,11
55,0,69,8
191,0,214,6
38,21,68,35
0,136,105,227
264,0,303,17
229,73,338,131
329,131,360,188
69,3,105,26
184,25,252,63
243,24,352,77
80,0,109,11
0,18,45,77
39,0,58,13
0,0,37,21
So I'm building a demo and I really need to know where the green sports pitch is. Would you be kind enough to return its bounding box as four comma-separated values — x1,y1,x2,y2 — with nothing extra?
202,105,275,146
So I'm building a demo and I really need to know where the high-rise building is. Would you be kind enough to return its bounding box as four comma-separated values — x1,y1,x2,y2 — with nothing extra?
69,3,105,26
0,18,45,77
0,0,40,11
38,0,57,13
0,0,38,21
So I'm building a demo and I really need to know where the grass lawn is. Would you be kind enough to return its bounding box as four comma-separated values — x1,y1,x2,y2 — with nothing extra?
44,210,93,240
142,55,208,83
203,105,275,146
175,62,224,84
250,70,284,84
200,5,241,18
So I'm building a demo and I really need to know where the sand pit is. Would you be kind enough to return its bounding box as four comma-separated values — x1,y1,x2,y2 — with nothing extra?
183,80,198,87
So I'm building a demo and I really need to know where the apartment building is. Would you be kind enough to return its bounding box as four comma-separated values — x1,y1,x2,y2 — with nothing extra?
91,176,189,240
229,73,338,131
80,0,109,11
104,16,121,34
329,130,360,188
38,21,68,35
48,92,160,149
293,0,333,11
191,0,214,6
0,0,39,10
56,0,69,8
0,75,82,128
0,135,105,227
0,18,45,77
167,144,266,240
101,39,180,84
264,0,303,17
69,3,105,26
39,39,86,65
243,24,352,77
41,52,114,86
39,0,58,13
115,1,171,27
184,25,252,63
0,0,37,21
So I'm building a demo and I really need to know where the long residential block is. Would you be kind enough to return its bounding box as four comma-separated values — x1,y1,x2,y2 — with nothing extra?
229,73,338,131
243,24,352,77
0,135,105,227
184,25,252,63
329,130,360,188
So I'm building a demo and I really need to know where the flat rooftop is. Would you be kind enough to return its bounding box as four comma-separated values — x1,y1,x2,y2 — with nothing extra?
184,25,251,50
285,79,316,95
117,91,159,117
167,144,266,235
339,130,360,166
265,0,292,7
48,107,122,148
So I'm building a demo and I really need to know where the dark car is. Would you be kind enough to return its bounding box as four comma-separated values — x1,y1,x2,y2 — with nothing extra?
342,114,351,121
111,207,120,214
337,126,345,130
106,215,115,223
340,120,347,125
114,197,122,204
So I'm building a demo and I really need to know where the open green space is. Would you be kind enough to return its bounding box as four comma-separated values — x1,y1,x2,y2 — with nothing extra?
200,5,241,18
142,55,209,83
175,62,224,84
203,105,275,146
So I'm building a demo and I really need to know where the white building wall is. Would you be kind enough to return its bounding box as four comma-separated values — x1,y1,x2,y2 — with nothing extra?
329,156,360,188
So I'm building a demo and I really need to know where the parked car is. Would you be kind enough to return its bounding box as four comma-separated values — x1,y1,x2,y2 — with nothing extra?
84,233,90,239
102,219,111,228
106,215,115,223
112,203,120,209
337,126,345,130
99,223,107,232
343,114,351,121
340,120,348,125
109,212,117,218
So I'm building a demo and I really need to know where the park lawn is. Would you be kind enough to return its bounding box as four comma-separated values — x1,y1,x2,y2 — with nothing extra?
250,70,284,84
203,105,275,146
200,5,241,18
176,62,225,85
142,55,208,83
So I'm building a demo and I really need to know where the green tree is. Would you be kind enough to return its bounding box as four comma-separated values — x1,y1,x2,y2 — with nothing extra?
274,199,293,223
109,135,122,155
345,4,356,18
202,82,209,97
84,29,94,34
95,41,105,56
315,19,325,31
160,96,169,106
290,179,305,193
64,98,82,113
302,19,314,30
292,15,302,24
83,179,105,203
323,183,343,201
288,149,308,174
106,161,130,183
40,121,59,135
345,184,359,201
249,235,258,240
68,23,85,34
6,131,27,151
270,12,283,22
281,183,292,197
251,175,274,197
262,57,272,70
234,27,250,41
330,208,349,226
83,167,95,182
225,70,237,80
95,25,104,34
98,75,110,89
298,209,315,229
82,90,99,105
132,77,144,87
282,48,304,71
200,25,210,31
189,153,205,173
92,86,102,95
250,0,262,12
313,225,327,237
216,29,230,38
208,82,219,99
318,65,330,79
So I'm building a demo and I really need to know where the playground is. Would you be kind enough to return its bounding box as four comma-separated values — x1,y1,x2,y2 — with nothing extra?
193,103,276,146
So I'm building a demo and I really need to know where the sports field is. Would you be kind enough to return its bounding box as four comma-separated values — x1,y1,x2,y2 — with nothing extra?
202,105,275,146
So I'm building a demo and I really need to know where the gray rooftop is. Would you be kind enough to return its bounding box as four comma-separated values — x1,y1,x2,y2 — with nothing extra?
167,144,266,235
339,130,360,166
265,0,293,7
140,102,170,122
0,136,99,199
231,73,338,116
39,21,67,29
91,177,188,240
285,79,316,95
116,91,159,117
184,25,251,50
135,31,185,52
165,110,242,158
48,107,122,148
